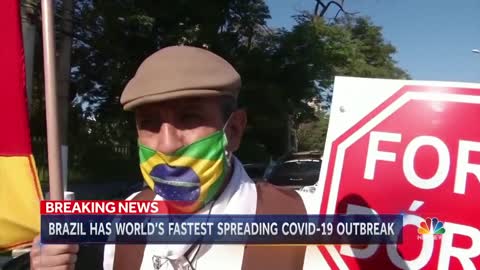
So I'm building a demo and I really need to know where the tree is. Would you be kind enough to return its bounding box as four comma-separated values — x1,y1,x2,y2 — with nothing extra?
291,15,409,153
297,111,329,153
335,17,409,80
68,0,276,175
28,0,409,180
68,2,409,164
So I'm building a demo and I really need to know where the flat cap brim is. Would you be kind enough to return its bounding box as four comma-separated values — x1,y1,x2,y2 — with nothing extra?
120,46,241,111
122,88,236,111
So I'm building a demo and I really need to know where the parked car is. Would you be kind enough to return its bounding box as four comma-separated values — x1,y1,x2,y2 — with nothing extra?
265,151,322,193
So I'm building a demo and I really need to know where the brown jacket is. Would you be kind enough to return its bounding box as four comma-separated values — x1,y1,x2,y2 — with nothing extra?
112,183,308,270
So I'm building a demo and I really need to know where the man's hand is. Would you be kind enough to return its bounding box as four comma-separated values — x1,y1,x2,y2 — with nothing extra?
30,235,79,270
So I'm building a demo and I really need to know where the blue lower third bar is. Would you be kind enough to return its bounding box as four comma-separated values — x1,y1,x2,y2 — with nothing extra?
41,214,403,245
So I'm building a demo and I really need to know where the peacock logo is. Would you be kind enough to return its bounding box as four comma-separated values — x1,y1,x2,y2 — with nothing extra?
417,217,446,235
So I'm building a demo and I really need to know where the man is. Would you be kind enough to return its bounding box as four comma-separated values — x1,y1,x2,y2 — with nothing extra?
30,46,325,269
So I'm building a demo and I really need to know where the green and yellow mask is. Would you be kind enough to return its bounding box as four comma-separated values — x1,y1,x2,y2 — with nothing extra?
138,130,230,213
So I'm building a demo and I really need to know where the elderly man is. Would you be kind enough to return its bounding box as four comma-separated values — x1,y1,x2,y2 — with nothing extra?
30,46,323,270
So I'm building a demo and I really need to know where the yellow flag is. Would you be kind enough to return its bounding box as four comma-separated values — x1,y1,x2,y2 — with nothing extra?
0,0,43,251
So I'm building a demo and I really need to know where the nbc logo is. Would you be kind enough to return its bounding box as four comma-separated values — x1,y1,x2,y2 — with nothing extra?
417,217,445,240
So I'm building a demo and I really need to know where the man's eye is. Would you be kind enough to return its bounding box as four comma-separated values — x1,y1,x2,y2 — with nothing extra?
140,119,150,125
180,113,201,122
139,119,156,127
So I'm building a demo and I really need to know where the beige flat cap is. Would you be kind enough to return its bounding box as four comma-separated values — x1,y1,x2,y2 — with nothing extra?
120,46,241,110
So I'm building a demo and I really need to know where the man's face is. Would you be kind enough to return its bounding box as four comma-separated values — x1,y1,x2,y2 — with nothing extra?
135,96,246,154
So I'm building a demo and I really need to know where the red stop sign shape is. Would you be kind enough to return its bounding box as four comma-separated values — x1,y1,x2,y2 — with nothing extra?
318,86,480,270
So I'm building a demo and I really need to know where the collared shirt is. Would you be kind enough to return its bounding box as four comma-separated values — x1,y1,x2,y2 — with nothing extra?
104,157,330,269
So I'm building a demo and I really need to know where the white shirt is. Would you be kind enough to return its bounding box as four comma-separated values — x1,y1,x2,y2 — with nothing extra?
104,157,331,270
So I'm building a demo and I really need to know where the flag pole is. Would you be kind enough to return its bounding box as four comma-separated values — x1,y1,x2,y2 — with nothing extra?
41,0,63,200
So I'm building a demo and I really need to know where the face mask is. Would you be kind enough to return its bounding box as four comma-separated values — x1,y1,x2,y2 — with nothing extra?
138,127,230,213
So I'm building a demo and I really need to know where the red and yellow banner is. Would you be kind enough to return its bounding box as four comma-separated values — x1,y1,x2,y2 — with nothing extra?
0,0,43,251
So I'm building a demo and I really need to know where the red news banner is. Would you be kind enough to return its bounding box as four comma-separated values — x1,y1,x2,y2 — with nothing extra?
41,200,171,215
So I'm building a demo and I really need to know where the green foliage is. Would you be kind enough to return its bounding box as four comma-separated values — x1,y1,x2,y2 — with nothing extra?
29,1,409,179
297,111,329,153
268,15,410,153
334,17,410,79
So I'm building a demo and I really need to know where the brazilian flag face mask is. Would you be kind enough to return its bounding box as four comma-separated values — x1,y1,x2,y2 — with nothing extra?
138,129,230,213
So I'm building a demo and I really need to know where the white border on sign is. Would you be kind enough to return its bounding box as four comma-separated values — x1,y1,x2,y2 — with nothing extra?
327,77,480,142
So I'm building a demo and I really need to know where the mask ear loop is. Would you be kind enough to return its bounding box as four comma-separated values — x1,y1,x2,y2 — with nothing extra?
222,114,233,168
225,149,232,168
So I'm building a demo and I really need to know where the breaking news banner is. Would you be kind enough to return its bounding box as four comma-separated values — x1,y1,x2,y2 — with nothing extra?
40,201,403,245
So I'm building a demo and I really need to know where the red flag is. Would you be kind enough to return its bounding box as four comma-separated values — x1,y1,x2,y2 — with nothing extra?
0,0,43,251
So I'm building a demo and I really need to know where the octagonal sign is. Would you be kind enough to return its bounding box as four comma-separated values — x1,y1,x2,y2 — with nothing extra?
316,77,480,270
